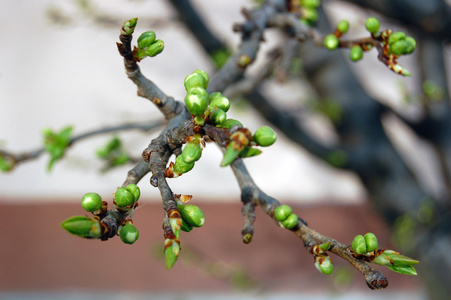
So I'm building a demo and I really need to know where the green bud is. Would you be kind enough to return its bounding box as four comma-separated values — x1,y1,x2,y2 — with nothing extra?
173,155,195,174
349,45,363,62
114,187,136,207
193,70,209,88
165,243,179,270
119,224,139,245
137,31,156,49
208,92,223,104
319,242,331,252
274,205,293,222
181,219,194,232
210,108,227,125
392,64,412,76
177,204,205,228
324,34,339,50
388,31,406,45
221,141,243,167
184,73,207,91
0,155,14,172
404,37,416,54
336,20,349,34
365,17,380,34
181,142,202,163
220,119,243,129
81,193,103,213
121,17,138,36
390,40,408,55
384,250,420,266
126,184,140,202
372,253,392,266
61,216,101,239
184,92,208,117
387,264,417,276
144,39,164,57
209,96,231,113
239,147,262,158
282,213,298,229
351,235,367,254
364,232,378,252
252,126,277,147
315,255,333,275
302,0,321,9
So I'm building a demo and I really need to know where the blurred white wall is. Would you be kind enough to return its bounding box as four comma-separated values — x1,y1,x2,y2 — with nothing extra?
0,0,373,203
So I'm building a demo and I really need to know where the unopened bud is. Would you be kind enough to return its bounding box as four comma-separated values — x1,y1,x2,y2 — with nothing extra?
114,187,136,207
181,142,202,163
274,205,292,222
252,126,277,147
365,17,380,34
137,31,156,49
178,204,205,228
315,255,334,275
81,193,103,213
119,223,139,245
184,73,207,91
61,216,102,239
210,108,227,125
351,235,367,254
364,232,378,252
324,34,339,50
173,155,195,175
184,91,208,117
282,213,298,229
144,39,164,57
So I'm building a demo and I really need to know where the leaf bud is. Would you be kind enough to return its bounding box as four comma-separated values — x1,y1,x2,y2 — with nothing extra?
349,45,363,62
181,142,202,163
239,147,262,158
81,192,103,213
351,234,367,254
324,34,339,50
383,250,419,266
126,184,140,202
61,216,102,239
119,223,139,245
193,70,209,88
184,91,208,117
137,31,156,49
274,205,293,222
387,264,417,276
121,17,138,36
365,17,380,34
210,108,227,125
282,213,298,229
336,20,349,34
144,39,164,57
114,187,136,208
364,232,378,252
388,31,406,46
165,242,179,270
404,37,416,54
252,126,277,147
177,204,205,228
184,73,207,91
220,118,243,129
315,255,334,275
173,155,195,175
390,40,408,55
209,96,231,113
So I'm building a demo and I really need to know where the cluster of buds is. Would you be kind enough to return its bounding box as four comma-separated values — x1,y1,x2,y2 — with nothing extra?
133,30,164,61
42,126,73,171
164,135,206,178
221,126,277,167
274,204,299,229
164,195,205,270
310,242,334,275
61,184,141,245
351,233,419,275
290,0,321,25
323,17,416,76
